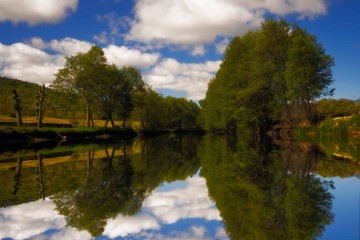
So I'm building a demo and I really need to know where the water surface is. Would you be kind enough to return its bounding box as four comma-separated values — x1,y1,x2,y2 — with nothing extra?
0,134,358,239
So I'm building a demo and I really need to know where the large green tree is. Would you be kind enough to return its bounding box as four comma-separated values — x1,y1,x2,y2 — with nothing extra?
285,26,334,122
53,46,108,126
199,19,334,134
116,66,145,128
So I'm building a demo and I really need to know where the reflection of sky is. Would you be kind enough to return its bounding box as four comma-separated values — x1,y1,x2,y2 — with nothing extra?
318,177,360,240
0,176,227,240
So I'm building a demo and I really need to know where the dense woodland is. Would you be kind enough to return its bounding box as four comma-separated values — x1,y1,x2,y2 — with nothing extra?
0,19,359,134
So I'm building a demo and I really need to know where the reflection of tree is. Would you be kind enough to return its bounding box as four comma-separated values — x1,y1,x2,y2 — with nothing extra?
36,154,46,200
198,135,334,240
51,135,201,237
285,176,334,240
12,158,23,195
52,145,144,237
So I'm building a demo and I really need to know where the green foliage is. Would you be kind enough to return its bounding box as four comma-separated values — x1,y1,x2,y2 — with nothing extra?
199,19,335,133
198,135,334,240
317,98,360,117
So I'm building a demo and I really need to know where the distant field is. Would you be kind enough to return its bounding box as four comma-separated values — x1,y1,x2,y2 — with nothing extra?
0,114,139,128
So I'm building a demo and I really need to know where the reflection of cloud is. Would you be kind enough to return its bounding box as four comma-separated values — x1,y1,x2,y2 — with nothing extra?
0,176,224,239
143,176,221,224
135,225,216,240
32,228,91,240
104,214,160,238
0,199,65,240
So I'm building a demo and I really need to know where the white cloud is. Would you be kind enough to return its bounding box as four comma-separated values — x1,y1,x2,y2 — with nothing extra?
104,214,160,238
0,38,161,84
191,45,206,56
215,38,230,54
29,37,93,56
215,227,229,239
145,58,221,100
0,0,78,25
47,38,92,56
93,31,109,44
0,42,65,84
104,45,160,68
125,0,327,47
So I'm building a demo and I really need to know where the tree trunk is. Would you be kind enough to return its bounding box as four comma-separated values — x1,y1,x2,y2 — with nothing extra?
86,103,90,127
37,85,45,128
90,111,94,126
12,90,23,126
108,111,115,128
122,116,126,128
38,154,46,200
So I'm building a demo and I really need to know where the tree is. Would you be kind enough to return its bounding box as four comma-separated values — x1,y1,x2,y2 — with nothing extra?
285,25,334,122
199,19,335,133
132,85,167,131
53,46,108,126
35,84,46,128
117,66,145,128
93,64,123,128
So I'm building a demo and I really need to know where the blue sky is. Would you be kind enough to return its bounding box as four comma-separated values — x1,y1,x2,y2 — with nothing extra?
0,0,359,100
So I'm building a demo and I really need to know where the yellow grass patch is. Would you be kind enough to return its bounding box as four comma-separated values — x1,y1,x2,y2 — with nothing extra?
0,114,140,128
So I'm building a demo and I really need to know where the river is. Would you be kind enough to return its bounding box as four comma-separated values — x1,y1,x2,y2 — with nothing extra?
0,134,359,239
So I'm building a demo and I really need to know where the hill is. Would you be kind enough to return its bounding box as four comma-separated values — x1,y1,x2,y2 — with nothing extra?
0,77,41,116
0,77,83,119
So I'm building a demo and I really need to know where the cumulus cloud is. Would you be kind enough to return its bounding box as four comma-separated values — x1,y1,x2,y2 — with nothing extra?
0,0,78,25
1,38,161,84
125,0,327,47
0,42,65,84
145,58,221,100
47,38,93,56
103,45,160,68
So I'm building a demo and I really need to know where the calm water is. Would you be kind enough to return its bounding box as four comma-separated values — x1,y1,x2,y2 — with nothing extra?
0,134,359,240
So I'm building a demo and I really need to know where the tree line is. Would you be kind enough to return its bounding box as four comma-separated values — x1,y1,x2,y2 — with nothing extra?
198,19,336,135
0,47,200,131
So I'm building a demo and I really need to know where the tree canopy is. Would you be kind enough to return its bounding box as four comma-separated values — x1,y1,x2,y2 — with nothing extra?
199,19,335,134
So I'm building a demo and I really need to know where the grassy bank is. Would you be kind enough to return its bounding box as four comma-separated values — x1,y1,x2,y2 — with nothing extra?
294,115,360,161
295,115,360,140
0,114,138,146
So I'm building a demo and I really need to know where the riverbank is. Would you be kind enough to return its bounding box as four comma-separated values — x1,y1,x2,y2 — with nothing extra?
0,126,137,145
